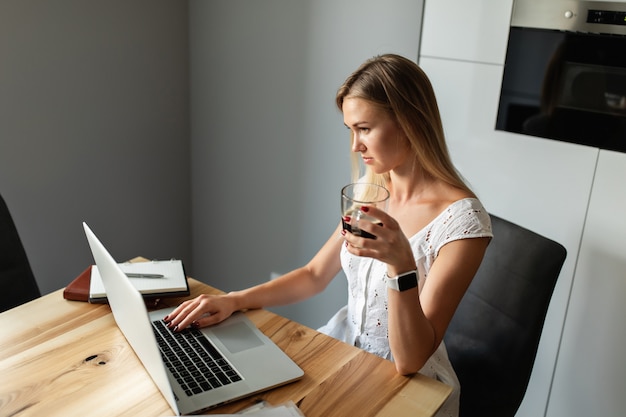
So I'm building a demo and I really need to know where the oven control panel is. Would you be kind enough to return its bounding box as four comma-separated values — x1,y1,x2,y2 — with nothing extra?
588,9,626,26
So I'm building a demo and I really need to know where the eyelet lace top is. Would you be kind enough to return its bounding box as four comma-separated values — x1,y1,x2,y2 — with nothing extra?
319,198,493,417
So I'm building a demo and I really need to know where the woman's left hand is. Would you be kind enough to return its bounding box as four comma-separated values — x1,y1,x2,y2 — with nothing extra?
341,205,416,276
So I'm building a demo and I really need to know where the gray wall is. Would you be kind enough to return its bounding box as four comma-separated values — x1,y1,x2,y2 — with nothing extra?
189,0,424,328
2,0,425,331
0,0,191,295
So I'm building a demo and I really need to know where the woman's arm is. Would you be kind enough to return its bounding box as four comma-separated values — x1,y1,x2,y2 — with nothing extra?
386,237,490,375
343,205,489,375
165,223,344,331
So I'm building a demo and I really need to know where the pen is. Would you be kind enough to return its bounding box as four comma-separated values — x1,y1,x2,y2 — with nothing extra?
125,273,164,279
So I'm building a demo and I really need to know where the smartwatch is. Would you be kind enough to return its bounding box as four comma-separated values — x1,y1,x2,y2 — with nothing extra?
386,270,418,292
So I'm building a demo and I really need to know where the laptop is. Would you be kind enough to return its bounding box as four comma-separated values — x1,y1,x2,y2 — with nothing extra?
83,222,304,415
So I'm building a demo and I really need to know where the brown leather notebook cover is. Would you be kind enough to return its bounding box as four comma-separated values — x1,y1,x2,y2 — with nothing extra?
63,260,190,303
63,266,92,302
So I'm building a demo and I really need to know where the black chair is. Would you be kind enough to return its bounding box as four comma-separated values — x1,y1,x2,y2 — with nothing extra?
444,214,567,417
0,193,40,313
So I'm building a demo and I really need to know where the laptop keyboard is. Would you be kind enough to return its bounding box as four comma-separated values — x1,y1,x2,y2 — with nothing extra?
152,320,243,397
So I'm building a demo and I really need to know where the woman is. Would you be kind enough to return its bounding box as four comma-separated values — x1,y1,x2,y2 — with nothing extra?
165,54,492,416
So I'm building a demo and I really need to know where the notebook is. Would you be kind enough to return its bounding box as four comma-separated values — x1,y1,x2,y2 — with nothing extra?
88,259,190,303
83,222,304,415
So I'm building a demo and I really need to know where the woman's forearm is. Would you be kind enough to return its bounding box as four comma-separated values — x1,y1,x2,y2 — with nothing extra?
226,265,330,311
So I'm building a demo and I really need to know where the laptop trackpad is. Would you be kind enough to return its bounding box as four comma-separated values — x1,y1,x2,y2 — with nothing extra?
212,322,264,354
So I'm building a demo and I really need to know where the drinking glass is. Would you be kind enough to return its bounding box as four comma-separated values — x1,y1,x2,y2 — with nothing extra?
341,183,390,239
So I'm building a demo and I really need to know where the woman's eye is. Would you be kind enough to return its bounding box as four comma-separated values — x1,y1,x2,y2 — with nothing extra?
344,125,369,134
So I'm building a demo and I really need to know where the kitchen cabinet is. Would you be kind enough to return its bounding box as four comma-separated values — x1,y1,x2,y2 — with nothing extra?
546,150,626,417
420,0,513,64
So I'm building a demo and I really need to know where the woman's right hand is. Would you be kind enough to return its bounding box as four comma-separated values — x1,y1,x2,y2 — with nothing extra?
164,293,238,332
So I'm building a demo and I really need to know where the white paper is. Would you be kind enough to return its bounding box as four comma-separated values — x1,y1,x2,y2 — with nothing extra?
89,259,187,299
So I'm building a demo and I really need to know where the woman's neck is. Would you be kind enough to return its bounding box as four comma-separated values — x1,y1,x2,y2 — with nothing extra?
387,169,469,207
387,168,434,203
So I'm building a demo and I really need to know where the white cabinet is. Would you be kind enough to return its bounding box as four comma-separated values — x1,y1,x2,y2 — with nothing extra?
420,0,513,64
546,150,626,417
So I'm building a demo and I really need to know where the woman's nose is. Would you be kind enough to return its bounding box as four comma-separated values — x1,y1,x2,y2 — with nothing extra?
351,136,365,153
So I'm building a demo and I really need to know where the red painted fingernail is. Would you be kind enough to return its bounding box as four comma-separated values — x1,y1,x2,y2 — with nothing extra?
361,206,369,212
341,229,347,236
191,321,200,328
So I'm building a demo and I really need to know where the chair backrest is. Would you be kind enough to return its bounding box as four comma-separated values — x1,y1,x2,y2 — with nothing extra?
444,214,567,417
0,193,40,313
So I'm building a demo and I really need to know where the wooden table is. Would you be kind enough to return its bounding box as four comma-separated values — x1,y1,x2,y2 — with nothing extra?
0,278,451,417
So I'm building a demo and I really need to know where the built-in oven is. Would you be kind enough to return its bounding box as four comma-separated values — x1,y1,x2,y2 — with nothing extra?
496,0,626,153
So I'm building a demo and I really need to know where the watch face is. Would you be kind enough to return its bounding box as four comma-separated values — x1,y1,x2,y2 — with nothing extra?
389,271,418,291
398,273,417,291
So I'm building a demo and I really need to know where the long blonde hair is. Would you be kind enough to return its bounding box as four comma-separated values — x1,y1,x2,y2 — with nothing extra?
336,54,474,197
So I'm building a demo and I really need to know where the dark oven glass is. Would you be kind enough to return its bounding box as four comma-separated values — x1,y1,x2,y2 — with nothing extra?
496,27,626,153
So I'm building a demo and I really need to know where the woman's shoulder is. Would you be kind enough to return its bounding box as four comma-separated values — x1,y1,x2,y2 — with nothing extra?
446,196,487,212
435,197,492,236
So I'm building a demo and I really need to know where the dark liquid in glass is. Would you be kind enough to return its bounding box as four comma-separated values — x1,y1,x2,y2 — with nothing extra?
342,218,381,239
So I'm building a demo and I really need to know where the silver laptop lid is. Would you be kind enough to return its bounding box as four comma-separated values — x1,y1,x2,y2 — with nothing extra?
83,222,180,414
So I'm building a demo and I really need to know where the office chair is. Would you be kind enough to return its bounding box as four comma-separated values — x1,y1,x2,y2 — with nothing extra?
444,214,567,417
0,193,40,313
